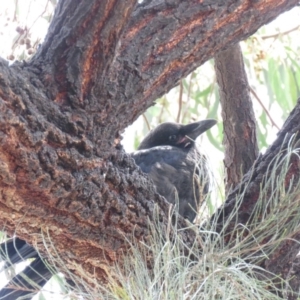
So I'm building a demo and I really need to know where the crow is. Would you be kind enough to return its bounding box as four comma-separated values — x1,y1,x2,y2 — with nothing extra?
0,118,216,299
0,238,52,300
132,119,216,221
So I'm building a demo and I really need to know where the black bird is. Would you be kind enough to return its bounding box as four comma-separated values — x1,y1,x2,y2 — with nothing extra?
132,119,216,221
0,238,52,300
0,119,216,299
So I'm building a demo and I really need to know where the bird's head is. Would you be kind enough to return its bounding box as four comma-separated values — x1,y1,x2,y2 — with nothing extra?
138,119,217,150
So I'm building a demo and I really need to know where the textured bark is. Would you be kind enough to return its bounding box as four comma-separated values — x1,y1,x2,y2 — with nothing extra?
214,99,300,296
264,232,300,300
0,0,299,289
284,253,300,300
215,44,259,194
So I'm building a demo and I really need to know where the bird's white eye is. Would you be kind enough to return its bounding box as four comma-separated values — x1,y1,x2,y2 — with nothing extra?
169,135,177,141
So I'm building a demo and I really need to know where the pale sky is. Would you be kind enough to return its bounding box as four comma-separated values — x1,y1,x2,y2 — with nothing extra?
0,2,299,299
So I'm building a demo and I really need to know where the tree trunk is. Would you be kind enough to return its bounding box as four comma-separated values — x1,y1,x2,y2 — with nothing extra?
215,44,259,194
0,0,298,289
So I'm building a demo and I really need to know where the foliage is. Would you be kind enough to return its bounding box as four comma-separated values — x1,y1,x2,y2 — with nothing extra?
0,0,55,61
1,143,300,299
124,7,300,159
100,143,300,300
0,1,300,299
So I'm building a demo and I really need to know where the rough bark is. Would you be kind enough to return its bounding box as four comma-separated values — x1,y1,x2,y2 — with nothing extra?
214,99,300,296
0,0,298,289
215,44,259,194
284,253,300,300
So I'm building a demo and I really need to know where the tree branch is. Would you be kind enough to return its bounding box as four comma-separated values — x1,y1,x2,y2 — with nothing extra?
19,0,298,149
215,44,259,194
0,0,299,290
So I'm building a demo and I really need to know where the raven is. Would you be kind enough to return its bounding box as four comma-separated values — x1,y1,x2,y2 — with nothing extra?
0,119,216,299
132,119,216,221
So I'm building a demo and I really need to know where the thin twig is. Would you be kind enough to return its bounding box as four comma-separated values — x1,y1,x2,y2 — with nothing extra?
29,0,51,31
11,0,51,55
186,73,193,106
207,76,216,109
250,87,280,130
261,25,300,40
176,80,184,123
13,0,19,22
158,96,166,123
181,72,194,122
142,114,151,131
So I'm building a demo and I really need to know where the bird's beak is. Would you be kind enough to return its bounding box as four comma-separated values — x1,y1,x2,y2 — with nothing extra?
180,119,217,141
